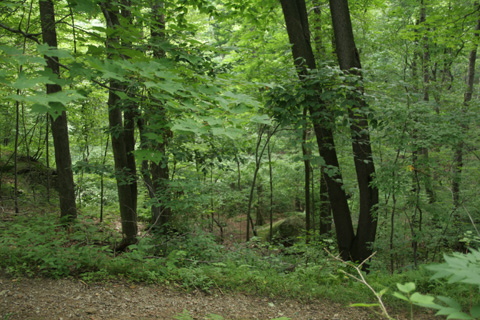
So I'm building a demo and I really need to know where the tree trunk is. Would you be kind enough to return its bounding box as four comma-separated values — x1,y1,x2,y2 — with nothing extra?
136,0,173,233
39,0,77,221
311,0,332,237
255,182,264,226
280,0,354,260
100,1,138,246
319,167,332,234
302,108,311,243
246,124,278,241
419,0,435,203
328,0,379,263
268,137,274,242
453,3,480,209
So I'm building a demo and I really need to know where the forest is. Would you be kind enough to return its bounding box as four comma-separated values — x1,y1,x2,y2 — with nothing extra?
1,0,480,319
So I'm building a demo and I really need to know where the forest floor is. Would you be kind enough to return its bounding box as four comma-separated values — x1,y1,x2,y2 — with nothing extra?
0,272,437,320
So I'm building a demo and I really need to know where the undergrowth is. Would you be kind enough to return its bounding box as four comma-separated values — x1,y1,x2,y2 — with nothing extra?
0,212,477,319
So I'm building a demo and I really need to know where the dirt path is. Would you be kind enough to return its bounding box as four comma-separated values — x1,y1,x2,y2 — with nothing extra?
0,275,435,320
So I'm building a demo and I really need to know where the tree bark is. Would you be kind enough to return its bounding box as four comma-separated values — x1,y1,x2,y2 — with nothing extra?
39,0,77,221
419,0,435,203
136,0,173,233
302,108,311,243
268,137,274,242
280,0,354,259
311,0,332,236
100,0,138,246
328,0,379,262
319,166,332,234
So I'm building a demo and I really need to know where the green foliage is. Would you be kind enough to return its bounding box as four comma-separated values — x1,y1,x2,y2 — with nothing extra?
0,214,111,278
3,2,480,320
392,250,480,319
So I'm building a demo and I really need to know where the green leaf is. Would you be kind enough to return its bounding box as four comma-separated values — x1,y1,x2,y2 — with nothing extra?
11,73,50,90
171,118,207,135
69,0,100,14
250,114,272,125
393,292,409,302
229,103,251,114
470,305,480,318
379,288,388,297
410,292,441,308
134,149,165,165
36,43,73,58
396,282,416,293
161,80,184,95
445,311,474,319
437,296,462,310
0,45,23,55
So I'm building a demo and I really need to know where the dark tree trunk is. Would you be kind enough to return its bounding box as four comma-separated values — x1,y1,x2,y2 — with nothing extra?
136,0,173,233
311,0,332,236
280,0,354,260
39,0,77,221
100,1,138,246
268,137,274,242
302,108,311,242
246,125,278,241
107,84,138,245
319,167,332,235
255,182,264,226
419,0,435,203
328,0,379,263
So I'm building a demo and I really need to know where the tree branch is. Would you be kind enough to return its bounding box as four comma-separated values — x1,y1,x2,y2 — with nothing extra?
0,22,41,43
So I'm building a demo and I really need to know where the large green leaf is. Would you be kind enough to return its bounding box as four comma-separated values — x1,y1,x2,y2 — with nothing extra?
36,44,73,59
11,73,51,90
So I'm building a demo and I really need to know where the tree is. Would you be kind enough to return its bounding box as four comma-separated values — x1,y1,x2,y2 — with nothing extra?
137,0,173,233
100,0,138,247
328,0,379,262
280,0,379,262
452,1,480,210
39,0,76,221
279,0,354,260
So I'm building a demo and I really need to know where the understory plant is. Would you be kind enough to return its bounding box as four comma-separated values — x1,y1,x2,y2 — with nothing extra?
395,249,480,319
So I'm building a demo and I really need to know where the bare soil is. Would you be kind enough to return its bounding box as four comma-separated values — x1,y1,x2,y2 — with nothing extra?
0,273,438,320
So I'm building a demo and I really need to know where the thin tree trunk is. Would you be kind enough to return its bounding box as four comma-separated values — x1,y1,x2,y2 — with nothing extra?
246,124,279,241
311,5,332,236
45,115,50,203
236,155,241,190
39,0,76,221
136,0,173,233
255,181,264,226
14,100,19,213
302,108,311,243
419,0,435,204
268,137,274,242
319,167,331,234
311,165,316,237
100,135,109,223
101,1,138,246
453,4,480,209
